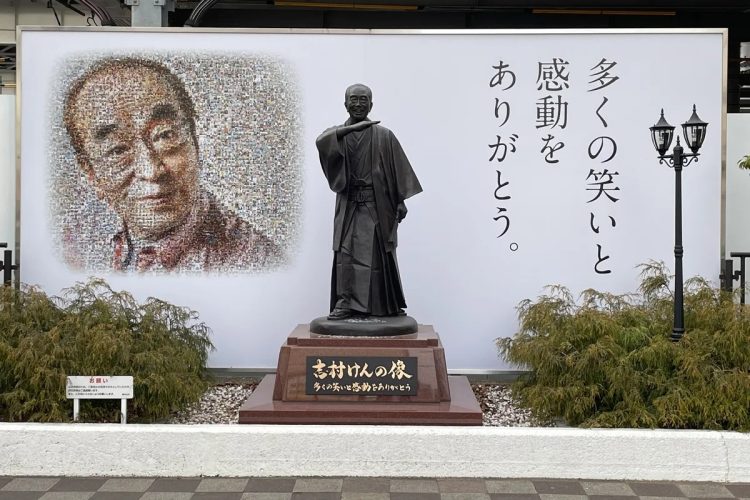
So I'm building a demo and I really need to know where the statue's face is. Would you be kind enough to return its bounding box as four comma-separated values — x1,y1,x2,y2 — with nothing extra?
345,87,373,123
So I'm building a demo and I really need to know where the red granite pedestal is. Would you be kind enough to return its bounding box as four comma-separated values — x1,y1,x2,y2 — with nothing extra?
239,324,483,425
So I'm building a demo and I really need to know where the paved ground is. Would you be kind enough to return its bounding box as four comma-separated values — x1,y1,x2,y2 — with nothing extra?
0,477,748,500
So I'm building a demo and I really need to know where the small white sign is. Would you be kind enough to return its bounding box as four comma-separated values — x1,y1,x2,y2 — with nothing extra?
66,376,133,399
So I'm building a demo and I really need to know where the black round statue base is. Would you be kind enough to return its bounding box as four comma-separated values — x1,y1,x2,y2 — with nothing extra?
309,315,418,337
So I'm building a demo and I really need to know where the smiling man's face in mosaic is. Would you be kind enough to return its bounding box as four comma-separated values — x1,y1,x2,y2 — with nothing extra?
67,63,200,241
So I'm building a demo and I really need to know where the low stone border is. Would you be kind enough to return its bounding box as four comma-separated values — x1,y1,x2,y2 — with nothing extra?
2,423,748,482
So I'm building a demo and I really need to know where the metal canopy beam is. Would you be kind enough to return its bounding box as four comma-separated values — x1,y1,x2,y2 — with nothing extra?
175,0,750,10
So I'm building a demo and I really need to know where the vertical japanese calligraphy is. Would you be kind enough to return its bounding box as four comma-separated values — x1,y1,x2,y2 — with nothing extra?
489,61,518,247
484,56,626,275
586,58,620,275
536,58,569,164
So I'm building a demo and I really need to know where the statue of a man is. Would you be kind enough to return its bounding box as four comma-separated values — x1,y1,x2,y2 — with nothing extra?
316,84,422,320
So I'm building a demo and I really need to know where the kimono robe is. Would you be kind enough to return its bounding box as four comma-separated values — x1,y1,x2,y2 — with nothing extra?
316,120,422,316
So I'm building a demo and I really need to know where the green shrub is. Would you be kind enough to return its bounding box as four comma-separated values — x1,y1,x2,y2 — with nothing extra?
0,279,214,422
497,261,750,431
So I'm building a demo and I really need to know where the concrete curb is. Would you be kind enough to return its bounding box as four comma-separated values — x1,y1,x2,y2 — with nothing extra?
2,423,748,482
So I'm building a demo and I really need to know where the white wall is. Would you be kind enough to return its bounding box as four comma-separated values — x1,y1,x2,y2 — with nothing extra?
0,95,14,256
725,114,750,296
2,423,749,482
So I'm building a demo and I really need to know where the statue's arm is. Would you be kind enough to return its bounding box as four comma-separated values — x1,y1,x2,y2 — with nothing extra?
336,120,380,139
316,127,347,193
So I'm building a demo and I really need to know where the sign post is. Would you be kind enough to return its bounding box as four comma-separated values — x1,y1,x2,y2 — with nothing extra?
66,376,134,424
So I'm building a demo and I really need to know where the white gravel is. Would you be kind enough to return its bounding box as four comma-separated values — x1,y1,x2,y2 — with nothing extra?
169,383,256,424
473,384,555,427
169,382,554,427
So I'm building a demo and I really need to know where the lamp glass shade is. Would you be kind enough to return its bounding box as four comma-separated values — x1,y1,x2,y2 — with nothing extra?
650,109,674,156
682,105,708,154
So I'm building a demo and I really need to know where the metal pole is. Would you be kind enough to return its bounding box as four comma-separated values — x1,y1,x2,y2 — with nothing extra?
2,250,12,285
740,257,747,306
672,144,685,342
73,399,80,421
729,252,750,305
720,259,734,293
121,399,127,424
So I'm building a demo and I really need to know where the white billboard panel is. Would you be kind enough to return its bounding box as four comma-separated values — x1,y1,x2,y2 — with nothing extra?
18,28,724,370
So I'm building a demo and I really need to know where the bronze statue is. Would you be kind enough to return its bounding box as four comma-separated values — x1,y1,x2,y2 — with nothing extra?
316,84,422,321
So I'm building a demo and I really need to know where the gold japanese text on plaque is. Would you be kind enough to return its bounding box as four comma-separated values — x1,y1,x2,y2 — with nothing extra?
305,356,418,395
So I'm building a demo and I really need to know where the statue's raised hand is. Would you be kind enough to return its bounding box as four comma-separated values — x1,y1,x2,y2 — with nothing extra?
337,120,380,139
351,120,380,131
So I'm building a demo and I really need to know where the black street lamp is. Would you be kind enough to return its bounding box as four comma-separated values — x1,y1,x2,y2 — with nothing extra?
649,105,708,342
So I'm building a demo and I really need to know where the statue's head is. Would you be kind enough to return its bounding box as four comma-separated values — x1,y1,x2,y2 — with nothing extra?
344,83,373,123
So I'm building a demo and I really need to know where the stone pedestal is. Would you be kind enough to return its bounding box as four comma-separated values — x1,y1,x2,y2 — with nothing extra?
238,324,483,425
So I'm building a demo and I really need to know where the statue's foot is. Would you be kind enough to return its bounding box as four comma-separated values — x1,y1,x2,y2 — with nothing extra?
327,307,353,320
395,309,407,317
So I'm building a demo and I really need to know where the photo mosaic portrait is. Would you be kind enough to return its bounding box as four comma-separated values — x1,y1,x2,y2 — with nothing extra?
48,53,302,273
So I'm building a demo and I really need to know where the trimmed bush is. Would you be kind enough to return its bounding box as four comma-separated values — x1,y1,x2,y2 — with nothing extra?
0,279,213,422
497,261,750,431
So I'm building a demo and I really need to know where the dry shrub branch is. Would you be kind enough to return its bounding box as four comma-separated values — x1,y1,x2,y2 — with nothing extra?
0,279,214,422
498,261,750,430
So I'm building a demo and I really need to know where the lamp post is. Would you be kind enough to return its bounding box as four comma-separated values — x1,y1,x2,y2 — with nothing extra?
649,105,708,342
